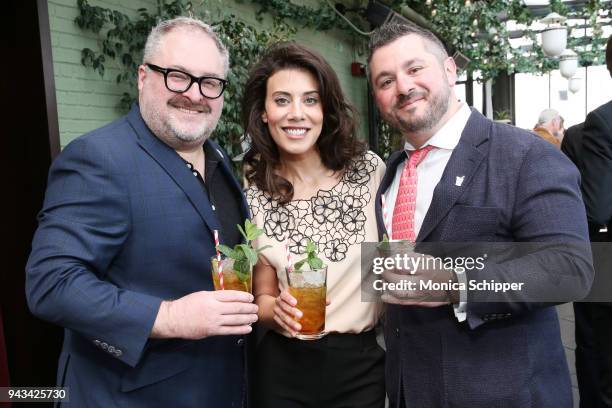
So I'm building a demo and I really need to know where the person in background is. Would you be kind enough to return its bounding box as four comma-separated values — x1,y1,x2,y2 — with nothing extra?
562,121,601,408
243,42,386,408
533,108,565,147
576,33,612,408
26,17,257,407
561,122,584,169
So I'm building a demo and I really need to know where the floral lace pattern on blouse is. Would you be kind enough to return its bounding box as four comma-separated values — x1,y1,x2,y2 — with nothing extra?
247,152,378,263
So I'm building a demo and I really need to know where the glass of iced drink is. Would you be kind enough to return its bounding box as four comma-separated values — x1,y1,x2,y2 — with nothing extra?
285,265,327,340
211,256,252,293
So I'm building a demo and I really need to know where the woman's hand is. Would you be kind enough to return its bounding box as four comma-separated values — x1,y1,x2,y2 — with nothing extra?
272,289,302,337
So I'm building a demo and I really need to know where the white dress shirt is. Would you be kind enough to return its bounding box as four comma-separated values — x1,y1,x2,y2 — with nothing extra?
383,102,472,321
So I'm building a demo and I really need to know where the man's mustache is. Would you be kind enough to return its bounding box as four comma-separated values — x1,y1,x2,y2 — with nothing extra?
168,96,211,113
395,90,426,110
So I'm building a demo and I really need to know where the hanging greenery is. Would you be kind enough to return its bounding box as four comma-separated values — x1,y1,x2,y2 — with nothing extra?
392,0,609,80
247,0,347,30
75,0,610,162
245,0,609,157
239,0,612,97
246,0,609,80
75,0,294,168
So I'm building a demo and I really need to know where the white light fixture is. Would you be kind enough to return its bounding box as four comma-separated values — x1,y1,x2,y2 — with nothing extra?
559,49,578,79
540,12,567,57
568,76,582,93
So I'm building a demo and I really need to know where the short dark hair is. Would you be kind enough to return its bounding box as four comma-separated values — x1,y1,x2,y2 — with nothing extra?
367,22,448,65
242,42,365,204
606,35,612,76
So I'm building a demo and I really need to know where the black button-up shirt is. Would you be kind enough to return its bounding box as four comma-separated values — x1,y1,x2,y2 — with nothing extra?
183,142,244,248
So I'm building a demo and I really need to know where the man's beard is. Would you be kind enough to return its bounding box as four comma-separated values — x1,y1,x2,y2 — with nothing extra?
385,86,451,134
141,95,217,147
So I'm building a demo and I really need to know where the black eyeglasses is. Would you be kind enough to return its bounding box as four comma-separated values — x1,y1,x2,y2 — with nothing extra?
146,63,228,99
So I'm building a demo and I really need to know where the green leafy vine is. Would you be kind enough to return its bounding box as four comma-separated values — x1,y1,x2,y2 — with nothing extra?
395,0,608,80
248,0,351,31
217,219,270,282
74,0,610,163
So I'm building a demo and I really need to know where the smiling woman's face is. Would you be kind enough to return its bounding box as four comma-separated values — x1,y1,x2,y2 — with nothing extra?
262,68,324,159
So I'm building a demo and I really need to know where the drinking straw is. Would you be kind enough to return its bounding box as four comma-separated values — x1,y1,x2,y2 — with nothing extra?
214,229,224,290
284,233,294,272
381,194,392,240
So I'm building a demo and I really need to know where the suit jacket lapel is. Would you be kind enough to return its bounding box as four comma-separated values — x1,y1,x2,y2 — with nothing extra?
417,110,490,242
127,105,221,235
375,150,407,239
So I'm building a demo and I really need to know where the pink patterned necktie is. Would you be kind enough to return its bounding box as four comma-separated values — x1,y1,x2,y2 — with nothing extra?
392,145,435,242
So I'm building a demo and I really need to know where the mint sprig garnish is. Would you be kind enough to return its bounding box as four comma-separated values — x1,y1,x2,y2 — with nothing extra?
294,240,324,271
377,233,391,251
217,219,270,282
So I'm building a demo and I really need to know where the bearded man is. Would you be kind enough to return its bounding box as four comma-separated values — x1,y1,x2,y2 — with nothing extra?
368,22,593,408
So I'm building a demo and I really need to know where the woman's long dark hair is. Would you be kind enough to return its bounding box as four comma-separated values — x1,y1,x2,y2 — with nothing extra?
242,42,366,204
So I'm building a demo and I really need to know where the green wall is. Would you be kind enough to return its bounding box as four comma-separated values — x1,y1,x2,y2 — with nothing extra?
48,0,370,150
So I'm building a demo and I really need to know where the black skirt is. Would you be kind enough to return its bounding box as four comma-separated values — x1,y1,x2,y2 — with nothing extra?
251,330,385,408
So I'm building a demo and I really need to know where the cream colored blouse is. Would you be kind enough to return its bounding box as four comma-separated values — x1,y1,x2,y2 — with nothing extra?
246,151,386,334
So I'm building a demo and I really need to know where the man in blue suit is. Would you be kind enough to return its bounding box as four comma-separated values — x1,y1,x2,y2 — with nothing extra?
368,22,593,407
26,17,258,407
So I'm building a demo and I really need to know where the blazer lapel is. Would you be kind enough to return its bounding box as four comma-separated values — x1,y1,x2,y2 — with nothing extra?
127,105,221,235
417,110,490,242
375,150,407,239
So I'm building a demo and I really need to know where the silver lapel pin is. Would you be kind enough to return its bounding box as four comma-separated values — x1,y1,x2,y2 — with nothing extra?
455,176,465,187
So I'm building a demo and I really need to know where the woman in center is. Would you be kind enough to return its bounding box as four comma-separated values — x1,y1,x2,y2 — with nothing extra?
243,42,386,408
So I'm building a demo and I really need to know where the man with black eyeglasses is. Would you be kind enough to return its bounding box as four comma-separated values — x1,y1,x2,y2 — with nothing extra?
26,16,257,407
